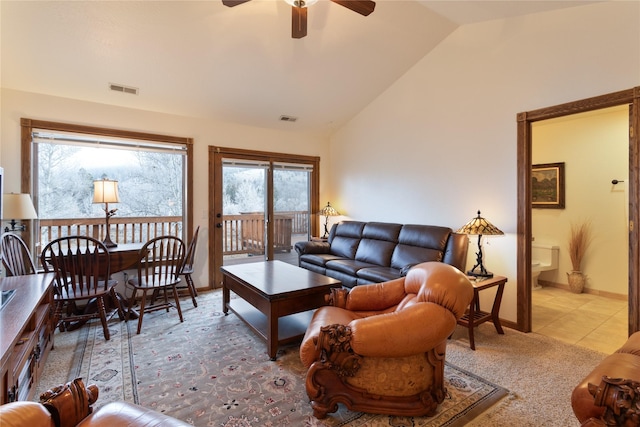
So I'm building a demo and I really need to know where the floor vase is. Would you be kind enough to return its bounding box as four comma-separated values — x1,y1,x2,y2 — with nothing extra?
567,271,586,294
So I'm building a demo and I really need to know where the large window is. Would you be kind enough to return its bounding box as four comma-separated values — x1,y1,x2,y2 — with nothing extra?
21,119,193,247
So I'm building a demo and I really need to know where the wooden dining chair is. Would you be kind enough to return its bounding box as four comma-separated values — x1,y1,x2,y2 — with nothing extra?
1,232,37,276
178,226,200,307
40,236,123,340
126,235,185,334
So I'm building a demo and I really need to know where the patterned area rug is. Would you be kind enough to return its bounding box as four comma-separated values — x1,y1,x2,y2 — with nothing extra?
38,290,508,426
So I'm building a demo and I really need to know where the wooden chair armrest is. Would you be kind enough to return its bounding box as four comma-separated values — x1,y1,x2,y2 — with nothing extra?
585,376,640,426
325,287,349,308
40,378,99,427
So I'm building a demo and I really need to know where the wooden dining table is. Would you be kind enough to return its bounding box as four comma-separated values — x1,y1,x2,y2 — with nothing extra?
105,242,146,273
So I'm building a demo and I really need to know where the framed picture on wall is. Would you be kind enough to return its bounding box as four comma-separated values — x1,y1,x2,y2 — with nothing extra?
532,162,565,209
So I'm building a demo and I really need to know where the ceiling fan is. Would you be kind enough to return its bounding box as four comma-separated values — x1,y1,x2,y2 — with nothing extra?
222,0,376,39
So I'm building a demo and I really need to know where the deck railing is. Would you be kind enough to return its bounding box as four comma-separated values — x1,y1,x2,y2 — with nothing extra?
37,210,309,255
38,216,183,246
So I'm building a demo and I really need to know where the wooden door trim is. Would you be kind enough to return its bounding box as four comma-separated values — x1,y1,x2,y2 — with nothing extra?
517,87,640,334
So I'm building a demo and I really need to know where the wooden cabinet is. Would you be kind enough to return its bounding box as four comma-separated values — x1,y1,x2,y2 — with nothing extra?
0,273,55,403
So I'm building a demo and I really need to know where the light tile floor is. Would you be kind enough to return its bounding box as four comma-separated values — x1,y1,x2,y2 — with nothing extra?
532,286,628,354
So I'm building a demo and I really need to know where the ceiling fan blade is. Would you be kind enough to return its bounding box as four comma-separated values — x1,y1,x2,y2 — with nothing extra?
330,0,375,16
292,6,307,39
222,0,252,7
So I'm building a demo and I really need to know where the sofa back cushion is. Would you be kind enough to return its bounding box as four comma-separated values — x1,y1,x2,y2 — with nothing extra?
354,222,402,266
390,225,452,270
329,221,366,258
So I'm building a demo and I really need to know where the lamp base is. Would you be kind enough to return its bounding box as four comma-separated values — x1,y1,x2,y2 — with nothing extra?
103,235,118,248
467,269,494,279
4,220,27,233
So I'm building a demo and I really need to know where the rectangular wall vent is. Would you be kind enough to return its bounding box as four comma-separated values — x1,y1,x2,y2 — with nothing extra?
279,115,298,122
109,83,139,95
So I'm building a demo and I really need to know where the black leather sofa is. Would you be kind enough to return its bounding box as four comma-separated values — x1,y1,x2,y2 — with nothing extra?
294,221,468,288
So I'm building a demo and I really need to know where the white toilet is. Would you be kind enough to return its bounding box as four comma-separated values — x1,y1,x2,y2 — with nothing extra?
532,243,560,289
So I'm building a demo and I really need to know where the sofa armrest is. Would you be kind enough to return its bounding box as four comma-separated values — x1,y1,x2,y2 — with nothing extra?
348,303,457,357
344,277,407,311
39,378,98,427
0,402,55,427
294,240,331,255
78,402,192,427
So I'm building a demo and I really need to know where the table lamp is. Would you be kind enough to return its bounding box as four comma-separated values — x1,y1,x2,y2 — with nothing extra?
456,210,504,278
93,178,120,248
318,202,340,239
2,193,38,232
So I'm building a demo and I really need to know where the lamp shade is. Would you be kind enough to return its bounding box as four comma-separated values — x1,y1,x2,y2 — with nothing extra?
93,179,120,204
2,193,38,220
456,210,503,236
318,202,340,217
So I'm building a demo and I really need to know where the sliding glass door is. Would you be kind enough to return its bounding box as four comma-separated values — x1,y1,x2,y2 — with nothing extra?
209,147,320,287
221,160,268,264
272,164,312,263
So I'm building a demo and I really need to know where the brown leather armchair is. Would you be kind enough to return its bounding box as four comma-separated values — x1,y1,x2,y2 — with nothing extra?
572,331,640,426
299,261,474,419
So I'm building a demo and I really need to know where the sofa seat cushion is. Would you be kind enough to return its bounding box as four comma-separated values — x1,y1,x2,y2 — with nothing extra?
357,266,402,283
300,253,344,267
326,270,358,288
326,259,377,276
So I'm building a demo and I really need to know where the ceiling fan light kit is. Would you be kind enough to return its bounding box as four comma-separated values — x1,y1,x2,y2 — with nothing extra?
284,0,318,8
222,0,376,39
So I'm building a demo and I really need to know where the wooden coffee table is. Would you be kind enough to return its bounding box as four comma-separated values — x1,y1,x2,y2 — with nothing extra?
221,260,342,360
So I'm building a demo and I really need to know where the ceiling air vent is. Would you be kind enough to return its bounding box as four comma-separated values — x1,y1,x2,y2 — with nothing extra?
109,83,139,95
279,115,298,122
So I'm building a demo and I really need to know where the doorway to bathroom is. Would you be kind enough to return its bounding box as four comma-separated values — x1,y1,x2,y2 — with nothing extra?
530,106,629,353
516,87,640,338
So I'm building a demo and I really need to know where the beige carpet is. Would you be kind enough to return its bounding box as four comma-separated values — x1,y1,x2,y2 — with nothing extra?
36,290,606,426
447,322,606,426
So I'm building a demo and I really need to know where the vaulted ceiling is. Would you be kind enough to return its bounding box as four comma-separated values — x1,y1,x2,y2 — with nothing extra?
1,1,600,133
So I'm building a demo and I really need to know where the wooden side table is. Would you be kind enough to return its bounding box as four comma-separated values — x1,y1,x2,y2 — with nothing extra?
457,275,507,350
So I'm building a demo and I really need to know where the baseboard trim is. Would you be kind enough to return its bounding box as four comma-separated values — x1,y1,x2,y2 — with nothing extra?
538,280,627,300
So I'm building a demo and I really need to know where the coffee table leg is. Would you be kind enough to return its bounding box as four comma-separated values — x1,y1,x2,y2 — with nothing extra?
222,279,230,315
267,308,278,361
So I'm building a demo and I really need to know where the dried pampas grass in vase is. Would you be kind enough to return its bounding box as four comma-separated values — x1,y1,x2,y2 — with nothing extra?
567,221,592,293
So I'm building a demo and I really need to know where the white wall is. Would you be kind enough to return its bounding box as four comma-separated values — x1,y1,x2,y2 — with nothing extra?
330,1,640,323
0,88,330,289
532,106,629,296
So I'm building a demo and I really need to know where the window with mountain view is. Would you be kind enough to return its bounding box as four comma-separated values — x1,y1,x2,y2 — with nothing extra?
32,130,187,243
